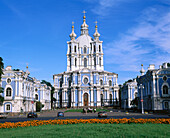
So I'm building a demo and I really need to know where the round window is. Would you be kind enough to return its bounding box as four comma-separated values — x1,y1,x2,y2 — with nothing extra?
163,76,167,81
84,77,88,84
7,78,11,84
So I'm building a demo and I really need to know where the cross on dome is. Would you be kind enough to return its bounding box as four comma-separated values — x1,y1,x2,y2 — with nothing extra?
69,21,77,40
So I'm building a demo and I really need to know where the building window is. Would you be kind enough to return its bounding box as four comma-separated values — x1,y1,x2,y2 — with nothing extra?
74,46,76,52
163,85,168,94
164,102,169,110
7,78,11,84
99,57,101,67
6,104,10,111
84,77,88,84
134,92,138,98
94,45,96,52
70,58,71,67
6,88,12,96
99,45,101,52
109,80,112,86
35,94,38,100
100,80,103,86
84,47,87,54
69,45,71,53
90,43,92,50
75,58,77,67
94,57,96,66
84,58,87,67
163,76,167,81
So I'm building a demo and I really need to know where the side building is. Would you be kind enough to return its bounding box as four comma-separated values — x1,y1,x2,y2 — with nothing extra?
121,79,138,109
0,66,51,113
137,63,170,111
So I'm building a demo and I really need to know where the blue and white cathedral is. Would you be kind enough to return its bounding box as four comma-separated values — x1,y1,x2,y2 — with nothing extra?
53,13,119,108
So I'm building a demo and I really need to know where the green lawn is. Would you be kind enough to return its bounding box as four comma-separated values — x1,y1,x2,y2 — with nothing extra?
65,108,109,113
0,123,170,137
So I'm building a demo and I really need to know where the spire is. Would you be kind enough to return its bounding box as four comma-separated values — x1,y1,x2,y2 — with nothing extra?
69,21,77,40
81,10,89,35
140,64,145,76
93,21,100,41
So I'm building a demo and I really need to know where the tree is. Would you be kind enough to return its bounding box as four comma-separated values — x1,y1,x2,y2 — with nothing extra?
130,97,139,108
0,57,4,105
36,101,44,112
41,80,55,109
167,63,170,67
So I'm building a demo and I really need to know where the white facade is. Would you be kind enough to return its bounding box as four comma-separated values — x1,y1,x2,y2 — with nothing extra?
53,14,119,108
0,66,51,113
121,79,138,109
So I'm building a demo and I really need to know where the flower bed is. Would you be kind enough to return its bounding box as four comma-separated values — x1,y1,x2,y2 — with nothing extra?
0,118,170,129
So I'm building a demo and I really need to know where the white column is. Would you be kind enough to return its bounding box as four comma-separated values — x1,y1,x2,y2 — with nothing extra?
91,88,94,106
97,88,100,106
78,89,81,107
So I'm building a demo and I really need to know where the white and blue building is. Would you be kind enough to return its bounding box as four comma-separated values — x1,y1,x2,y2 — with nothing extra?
121,79,138,109
53,14,119,108
137,63,170,111
0,66,51,113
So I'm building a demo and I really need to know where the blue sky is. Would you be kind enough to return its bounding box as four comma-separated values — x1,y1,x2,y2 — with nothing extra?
0,0,170,84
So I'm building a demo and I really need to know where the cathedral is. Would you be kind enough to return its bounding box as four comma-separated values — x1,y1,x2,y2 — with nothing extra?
53,13,119,108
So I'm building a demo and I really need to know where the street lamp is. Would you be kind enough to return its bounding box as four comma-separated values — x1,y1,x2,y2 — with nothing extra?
139,84,144,114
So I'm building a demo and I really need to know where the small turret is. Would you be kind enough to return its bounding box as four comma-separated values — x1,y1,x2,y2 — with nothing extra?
93,21,100,41
81,10,89,35
69,22,77,40
140,64,145,76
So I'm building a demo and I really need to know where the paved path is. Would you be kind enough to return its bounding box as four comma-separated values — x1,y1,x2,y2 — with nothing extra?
0,109,169,123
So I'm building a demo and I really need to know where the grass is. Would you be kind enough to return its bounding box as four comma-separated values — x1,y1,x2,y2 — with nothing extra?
0,123,170,137
65,108,109,113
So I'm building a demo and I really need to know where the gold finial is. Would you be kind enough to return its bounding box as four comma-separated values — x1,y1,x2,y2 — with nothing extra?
95,21,98,28
83,10,86,19
72,21,74,28
26,63,28,69
141,64,143,67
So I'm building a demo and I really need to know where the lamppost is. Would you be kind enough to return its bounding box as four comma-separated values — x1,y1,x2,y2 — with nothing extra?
139,84,144,114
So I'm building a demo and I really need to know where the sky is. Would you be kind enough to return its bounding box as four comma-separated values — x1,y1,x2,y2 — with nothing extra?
0,0,170,84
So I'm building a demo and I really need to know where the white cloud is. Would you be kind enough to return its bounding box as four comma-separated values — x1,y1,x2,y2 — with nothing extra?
84,0,130,16
105,6,170,72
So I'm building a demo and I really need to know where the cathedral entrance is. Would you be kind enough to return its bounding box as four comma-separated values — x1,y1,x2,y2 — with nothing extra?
83,93,88,106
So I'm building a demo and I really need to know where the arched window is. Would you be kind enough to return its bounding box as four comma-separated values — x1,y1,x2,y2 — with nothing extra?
100,80,103,85
6,88,12,96
75,58,77,67
109,80,112,86
84,47,87,54
163,85,168,94
94,57,96,66
74,46,76,52
69,45,71,53
99,45,101,52
84,58,87,67
94,45,96,52
99,57,102,67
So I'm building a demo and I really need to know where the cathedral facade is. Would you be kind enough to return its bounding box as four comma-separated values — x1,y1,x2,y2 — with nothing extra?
53,14,119,108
